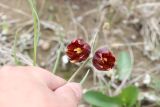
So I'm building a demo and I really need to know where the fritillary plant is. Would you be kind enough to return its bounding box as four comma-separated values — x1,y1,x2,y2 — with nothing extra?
92,48,115,71
66,38,116,83
66,39,91,63
66,38,139,107
27,1,139,106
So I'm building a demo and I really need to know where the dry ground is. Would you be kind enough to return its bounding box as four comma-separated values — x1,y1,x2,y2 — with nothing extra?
0,0,160,107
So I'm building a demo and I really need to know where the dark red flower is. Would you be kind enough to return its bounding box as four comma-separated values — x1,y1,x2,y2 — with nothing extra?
92,48,115,71
66,39,91,63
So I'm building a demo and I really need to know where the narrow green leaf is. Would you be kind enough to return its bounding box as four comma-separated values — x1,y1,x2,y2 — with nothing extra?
2,21,9,34
118,85,139,107
13,31,20,65
52,33,64,74
117,51,132,80
28,0,40,66
68,58,90,82
80,69,90,85
52,43,62,74
84,90,121,107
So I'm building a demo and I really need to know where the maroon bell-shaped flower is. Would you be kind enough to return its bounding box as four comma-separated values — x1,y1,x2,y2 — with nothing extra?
92,48,115,71
66,39,91,63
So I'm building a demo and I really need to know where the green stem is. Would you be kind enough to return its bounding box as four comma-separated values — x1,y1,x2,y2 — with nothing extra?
13,31,19,65
52,33,64,74
68,58,91,82
28,0,40,66
33,15,38,66
80,69,90,85
52,43,62,74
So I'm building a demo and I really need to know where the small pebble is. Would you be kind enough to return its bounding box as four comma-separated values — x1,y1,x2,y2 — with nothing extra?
143,73,151,85
39,40,50,51
134,82,139,87
131,35,137,40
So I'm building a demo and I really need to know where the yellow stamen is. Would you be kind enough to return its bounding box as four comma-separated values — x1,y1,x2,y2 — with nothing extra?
103,58,108,62
74,47,82,54
101,57,107,63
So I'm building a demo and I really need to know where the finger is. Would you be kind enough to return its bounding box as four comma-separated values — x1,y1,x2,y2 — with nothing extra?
4,66,66,90
28,66,66,90
54,83,82,106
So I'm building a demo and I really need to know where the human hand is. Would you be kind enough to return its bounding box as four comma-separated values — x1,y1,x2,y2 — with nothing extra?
0,66,82,107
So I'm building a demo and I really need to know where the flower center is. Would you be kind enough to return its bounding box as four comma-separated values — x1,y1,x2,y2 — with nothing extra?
101,57,108,63
99,54,108,63
74,47,82,54
103,58,108,62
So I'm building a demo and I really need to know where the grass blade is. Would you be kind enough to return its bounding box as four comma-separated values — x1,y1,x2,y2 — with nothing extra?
13,30,19,65
52,37,63,74
68,58,90,82
28,0,40,66
80,69,90,85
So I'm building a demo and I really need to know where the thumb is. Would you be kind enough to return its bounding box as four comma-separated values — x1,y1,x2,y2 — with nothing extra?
54,83,82,106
